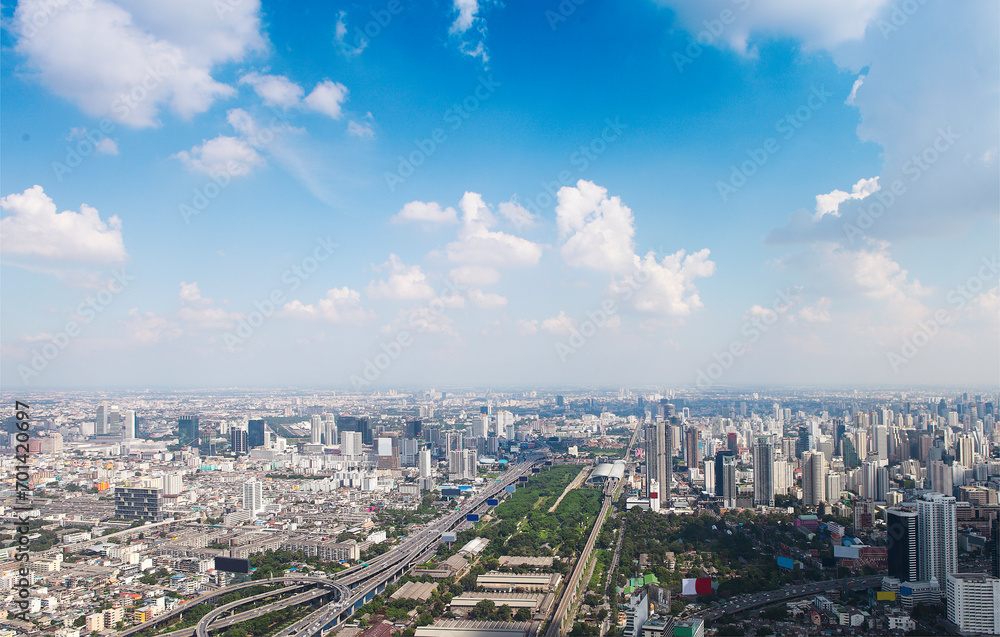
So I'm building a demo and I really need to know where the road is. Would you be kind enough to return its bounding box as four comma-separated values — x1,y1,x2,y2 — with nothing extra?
694,575,884,621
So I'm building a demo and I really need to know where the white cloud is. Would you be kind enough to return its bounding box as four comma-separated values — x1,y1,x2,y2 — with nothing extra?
179,281,203,303
347,117,375,139
67,127,119,155
557,180,716,317
497,200,539,229
96,138,119,155
394,201,459,225
450,0,480,34
172,134,263,176
0,185,127,263
366,254,436,300
516,318,539,336
798,297,833,323
541,311,577,336
468,289,507,309
304,80,349,119
238,71,304,108
445,192,543,267
448,265,501,287
176,281,242,330
845,73,866,105
814,176,880,220
335,11,367,55
125,308,181,343
449,0,490,62
654,0,891,54
281,287,373,322
13,0,264,128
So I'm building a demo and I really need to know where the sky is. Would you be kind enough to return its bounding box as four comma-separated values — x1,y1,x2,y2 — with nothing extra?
0,0,997,390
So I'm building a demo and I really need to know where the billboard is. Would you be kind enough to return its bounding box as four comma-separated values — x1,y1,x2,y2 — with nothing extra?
519,476,528,482
876,591,896,601
486,499,499,506
681,578,712,595
505,485,516,493
776,556,794,570
441,488,462,498
214,557,251,574
544,461,553,466
834,545,860,560
441,532,457,542
532,468,540,473
466,513,479,522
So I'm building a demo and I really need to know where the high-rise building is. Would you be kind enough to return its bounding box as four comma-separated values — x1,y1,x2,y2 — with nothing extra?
722,455,738,508
930,460,954,496
177,417,199,446
115,486,163,522
231,426,248,455
419,448,432,478
993,520,1000,579
249,419,266,448
339,416,372,445
714,450,734,497
802,451,826,507
108,406,121,437
95,403,108,436
243,479,263,515
310,415,323,445
341,431,363,457
448,449,477,480
645,422,668,508
324,414,337,446
405,419,423,439
956,434,975,468
703,459,715,495
946,574,1000,635
753,436,775,507
886,506,919,583
685,427,699,471
862,458,889,502
123,410,136,440
918,493,958,587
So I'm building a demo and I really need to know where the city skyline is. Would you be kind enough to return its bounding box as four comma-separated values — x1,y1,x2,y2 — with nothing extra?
1,0,998,390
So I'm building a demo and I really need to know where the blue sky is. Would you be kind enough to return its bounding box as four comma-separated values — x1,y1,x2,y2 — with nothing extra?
1,0,997,389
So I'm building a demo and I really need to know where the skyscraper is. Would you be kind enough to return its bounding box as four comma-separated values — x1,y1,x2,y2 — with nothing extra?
177,417,199,446
645,421,668,508
341,430,363,457
310,415,322,445
918,493,957,586
95,403,108,436
243,479,263,515
722,455,738,509
685,427,699,471
108,406,121,438
123,410,136,440
248,419,266,448
992,519,999,579
714,450,734,497
324,414,337,446
886,506,919,583
802,451,826,507
753,436,775,507
419,447,432,478
231,425,248,455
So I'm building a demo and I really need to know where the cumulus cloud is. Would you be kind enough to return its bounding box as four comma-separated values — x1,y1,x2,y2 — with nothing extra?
497,200,539,229
468,289,507,309
0,185,127,263
304,80,349,119
347,117,375,139
366,254,436,300
556,180,716,316
281,287,373,322
541,311,577,336
67,127,118,155
13,0,264,127
448,265,501,287
393,201,459,225
238,71,304,108
172,133,264,176
176,281,242,330
813,177,880,220
516,318,539,335
445,192,543,267
798,297,833,323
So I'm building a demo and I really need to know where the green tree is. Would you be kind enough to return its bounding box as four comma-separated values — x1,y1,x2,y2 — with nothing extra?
471,599,496,620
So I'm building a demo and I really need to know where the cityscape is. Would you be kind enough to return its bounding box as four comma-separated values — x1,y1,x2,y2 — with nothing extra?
1,0,998,636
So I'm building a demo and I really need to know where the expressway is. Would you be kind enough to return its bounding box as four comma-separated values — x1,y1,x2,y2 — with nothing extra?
193,455,545,637
694,575,885,621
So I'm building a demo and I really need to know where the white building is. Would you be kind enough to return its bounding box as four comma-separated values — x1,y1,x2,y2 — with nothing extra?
243,479,264,515
918,493,957,588
946,573,1000,635
419,448,432,478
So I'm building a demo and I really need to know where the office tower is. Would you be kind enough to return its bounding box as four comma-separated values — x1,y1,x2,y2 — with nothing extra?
123,410,136,440
992,520,999,579
862,458,889,502
505,423,515,440
405,419,422,439
341,431,363,457
946,574,1000,635
722,455,738,508
419,448,432,478
339,416,373,445
956,434,975,468
714,450,734,496
115,486,163,522
243,479,263,515
886,506,919,583
842,436,859,468
645,421,668,508
248,419,266,448
473,416,489,438
108,406,120,437
930,460,954,496
311,415,322,445
324,414,337,446
753,436,775,507
556,395,565,407
817,436,835,463
231,425,248,455
95,403,108,436
918,493,958,586
802,451,826,507
685,427,699,470
781,437,797,459
703,459,715,494
177,417,199,446
874,425,889,461
825,472,842,502
669,424,682,456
